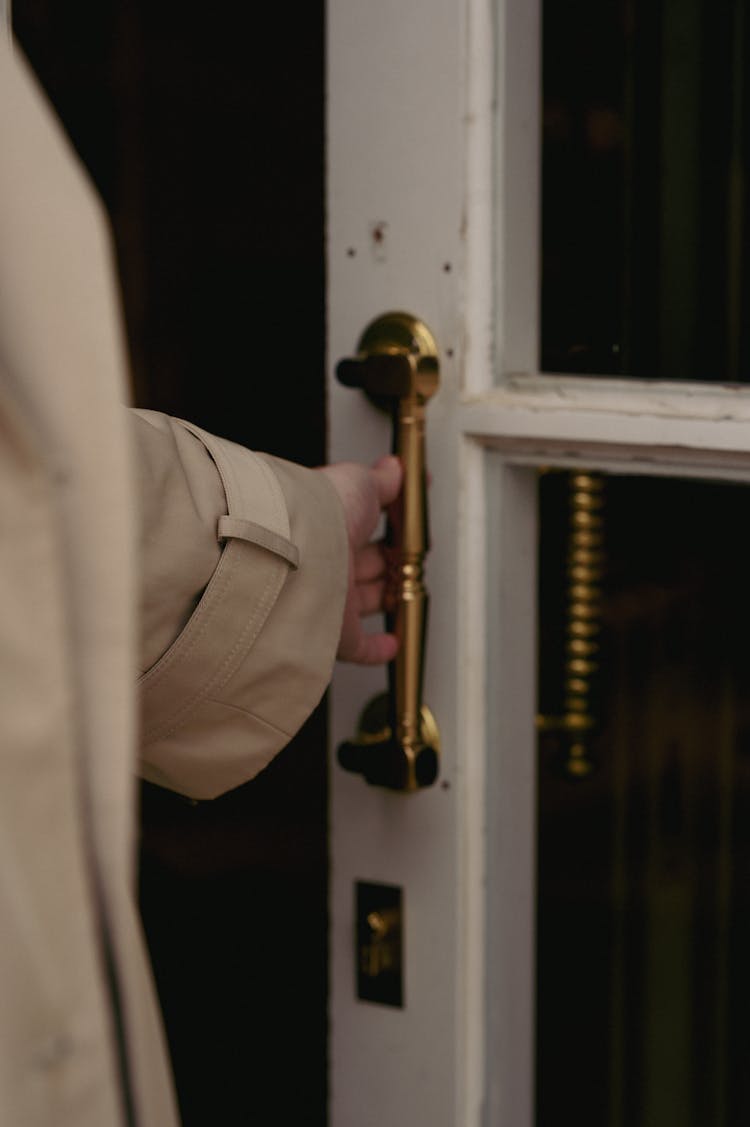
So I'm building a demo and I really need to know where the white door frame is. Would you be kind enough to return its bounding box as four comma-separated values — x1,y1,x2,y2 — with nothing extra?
327,1,750,1125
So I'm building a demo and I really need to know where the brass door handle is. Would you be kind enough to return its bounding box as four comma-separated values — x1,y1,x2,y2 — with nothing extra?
335,311,440,791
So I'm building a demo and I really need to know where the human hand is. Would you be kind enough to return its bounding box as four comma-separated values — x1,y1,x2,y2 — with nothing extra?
318,456,403,664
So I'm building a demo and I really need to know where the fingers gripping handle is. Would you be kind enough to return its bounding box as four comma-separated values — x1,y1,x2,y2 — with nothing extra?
335,312,440,792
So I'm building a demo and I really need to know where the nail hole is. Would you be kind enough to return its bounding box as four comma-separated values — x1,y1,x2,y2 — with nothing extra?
346,247,356,257
443,262,452,272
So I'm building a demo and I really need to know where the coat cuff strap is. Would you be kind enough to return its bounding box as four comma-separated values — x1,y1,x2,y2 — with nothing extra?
217,515,299,569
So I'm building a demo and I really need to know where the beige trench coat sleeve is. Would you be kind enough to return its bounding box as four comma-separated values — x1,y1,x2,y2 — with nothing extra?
132,409,348,800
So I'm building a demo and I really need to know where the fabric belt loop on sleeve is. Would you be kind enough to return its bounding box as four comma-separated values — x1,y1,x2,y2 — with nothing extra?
217,515,299,570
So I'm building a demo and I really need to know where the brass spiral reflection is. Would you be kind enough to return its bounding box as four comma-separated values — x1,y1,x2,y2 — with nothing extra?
538,471,606,777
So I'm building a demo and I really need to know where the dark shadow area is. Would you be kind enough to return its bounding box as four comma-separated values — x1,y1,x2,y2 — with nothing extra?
542,0,750,381
537,472,750,1126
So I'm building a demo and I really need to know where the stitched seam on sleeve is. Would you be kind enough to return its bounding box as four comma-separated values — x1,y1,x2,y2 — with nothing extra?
204,696,293,739
250,453,287,531
141,559,285,744
137,439,290,691
138,544,234,689
175,420,289,537
142,572,278,744
175,418,237,513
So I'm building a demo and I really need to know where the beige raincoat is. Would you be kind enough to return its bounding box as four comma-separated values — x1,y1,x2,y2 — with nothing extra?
0,39,346,1126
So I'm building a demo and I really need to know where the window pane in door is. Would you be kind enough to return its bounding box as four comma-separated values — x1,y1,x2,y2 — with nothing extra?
536,472,750,1125
541,0,750,381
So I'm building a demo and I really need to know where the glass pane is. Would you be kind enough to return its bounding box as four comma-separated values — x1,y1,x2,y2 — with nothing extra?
541,0,749,380
536,472,750,1125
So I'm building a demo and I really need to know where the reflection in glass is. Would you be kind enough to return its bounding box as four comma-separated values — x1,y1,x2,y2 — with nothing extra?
536,473,750,1125
542,0,750,380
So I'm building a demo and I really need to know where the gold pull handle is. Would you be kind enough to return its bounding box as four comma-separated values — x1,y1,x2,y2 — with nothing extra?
335,312,440,791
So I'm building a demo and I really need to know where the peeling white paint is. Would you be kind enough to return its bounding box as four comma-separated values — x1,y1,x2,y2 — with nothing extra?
495,372,750,423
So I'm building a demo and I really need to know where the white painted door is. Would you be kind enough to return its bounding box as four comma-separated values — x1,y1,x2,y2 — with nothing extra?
327,1,750,1124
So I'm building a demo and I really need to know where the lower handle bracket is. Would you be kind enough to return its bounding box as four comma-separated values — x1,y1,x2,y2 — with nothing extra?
338,693,439,791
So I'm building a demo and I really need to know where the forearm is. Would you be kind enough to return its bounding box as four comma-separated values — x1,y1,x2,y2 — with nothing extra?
131,408,348,798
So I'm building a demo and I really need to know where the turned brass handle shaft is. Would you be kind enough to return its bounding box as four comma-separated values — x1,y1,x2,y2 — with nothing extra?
384,384,430,758
335,312,440,791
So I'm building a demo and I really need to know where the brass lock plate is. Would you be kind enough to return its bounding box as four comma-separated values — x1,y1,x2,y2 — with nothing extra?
356,881,404,1008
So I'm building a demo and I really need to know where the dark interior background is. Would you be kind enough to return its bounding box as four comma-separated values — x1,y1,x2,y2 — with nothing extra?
537,472,750,1126
13,4,328,1124
542,0,750,381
